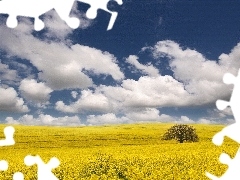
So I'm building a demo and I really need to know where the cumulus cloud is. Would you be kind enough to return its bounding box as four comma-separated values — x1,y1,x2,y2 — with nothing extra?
197,118,217,124
0,86,29,112
19,79,53,104
87,113,128,125
1,16,239,126
99,75,191,110
54,40,240,125
55,89,112,113
85,110,195,125
89,39,240,113
126,55,159,77
71,91,78,99
64,40,240,125
125,108,175,122
85,108,178,125
5,114,82,126
209,108,233,119
0,61,19,84
142,40,240,104
56,74,193,114
70,45,124,80
178,116,195,124
220,107,233,116
152,40,238,79
42,3,92,40
0,20,124,90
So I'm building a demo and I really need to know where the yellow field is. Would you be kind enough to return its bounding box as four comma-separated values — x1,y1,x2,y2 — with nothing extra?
0,123,238,179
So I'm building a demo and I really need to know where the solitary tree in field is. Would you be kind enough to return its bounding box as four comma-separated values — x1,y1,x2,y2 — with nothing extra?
162,124,199,143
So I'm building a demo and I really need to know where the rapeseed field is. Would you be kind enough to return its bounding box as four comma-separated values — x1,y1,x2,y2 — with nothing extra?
0,123,238,179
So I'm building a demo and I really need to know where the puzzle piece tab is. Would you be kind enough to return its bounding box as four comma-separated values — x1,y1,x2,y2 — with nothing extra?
0,0,123,30
0,160,24,180
0,126,25,180
212,122,240,146
77,0,123,30
13,172,24,180
206,69,240,179
210,70,240,146
0,126,15,146
206,148,240,179
0,126,60,180
216,69,240,121
0,0,80,31
0,160,8,171
24,155,60,180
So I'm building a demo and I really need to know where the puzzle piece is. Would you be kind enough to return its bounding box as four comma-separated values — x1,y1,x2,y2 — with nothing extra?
0,160,8,171
206,148,240,179
24,155,60,180
0,160,24,180
0,0,123,31
0,0,80,31
0,126,15,147
0,126,60,180
205,69,240,179
212,122,240,146
13,172,24,180
216,69,240,121
77,0,123,30
210,70,240,145
0,126,24,180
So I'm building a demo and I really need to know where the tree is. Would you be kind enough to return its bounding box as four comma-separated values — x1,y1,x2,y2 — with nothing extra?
162,124,199,143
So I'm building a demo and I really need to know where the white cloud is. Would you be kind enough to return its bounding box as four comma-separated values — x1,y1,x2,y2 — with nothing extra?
221,107,233,116
85,110,196,125
87,113,127,125
5,114,82,126
70,45,124,80
68,2,93,29
0,21,124,90
55,40,240,122
1,18,239,126
143,40,240,104
178,116,195,124
55,89,112,113
100,75,191,110
92,39,240,112
42,3,92,40
210,108,233,119
126,55,159,77
154,40,238,80
0,61,19,84
125,108,175,122
226,118,235,124
197,118,217,124
19,79,53,104
0,86,29,112
125,108,161,121
218,43,240,72
43,10,74,40
86,108,177,125
5,117,20,125
71,91,78,99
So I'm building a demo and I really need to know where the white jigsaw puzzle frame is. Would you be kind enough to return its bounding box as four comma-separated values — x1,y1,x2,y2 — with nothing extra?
0,0,123,31
206,69,240,179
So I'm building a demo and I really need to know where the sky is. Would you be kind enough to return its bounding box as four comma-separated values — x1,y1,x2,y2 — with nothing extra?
0,0,240,126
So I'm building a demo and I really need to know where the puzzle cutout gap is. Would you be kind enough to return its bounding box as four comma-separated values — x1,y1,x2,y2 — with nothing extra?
0,0,123,31
206,69,240,179
0,126,60,180
0,126,15,146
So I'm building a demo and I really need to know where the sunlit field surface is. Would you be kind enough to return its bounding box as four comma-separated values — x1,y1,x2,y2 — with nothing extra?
0,123,238,179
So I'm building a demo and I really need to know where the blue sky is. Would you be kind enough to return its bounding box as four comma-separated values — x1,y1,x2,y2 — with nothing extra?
0,0,239,125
